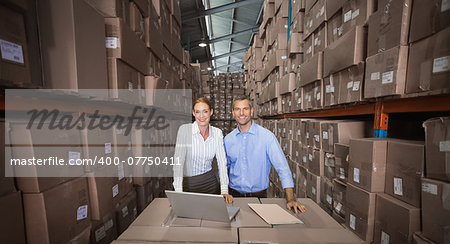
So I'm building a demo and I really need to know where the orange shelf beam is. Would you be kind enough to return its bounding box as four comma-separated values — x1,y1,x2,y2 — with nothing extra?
263,95,450,120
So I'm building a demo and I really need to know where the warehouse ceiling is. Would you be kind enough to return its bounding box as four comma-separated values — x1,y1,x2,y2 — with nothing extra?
180,0,264,74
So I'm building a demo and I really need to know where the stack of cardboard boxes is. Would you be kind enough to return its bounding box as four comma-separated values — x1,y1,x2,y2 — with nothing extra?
0,1,42,88
0,121,27,243
0,0,203,243
243,0,450,115
264,116,450,244
263,118,370,214
1,0,204,104
202,73,245,135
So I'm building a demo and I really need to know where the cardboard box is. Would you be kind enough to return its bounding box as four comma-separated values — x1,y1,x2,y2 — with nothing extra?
302,80,322,110
118,226,238,243
308,148,324,176
409,0,450,43
307,120,324,149
367,0,411,56
23,177,91,244
346,183,376,242
327,9,343,46
291,139,301,163
323,74,339,107
337,62,364,104
170,16,183,62
406,27,450,94
135,181,154,214
313,23,327,55
281,93,292,113
9,122,85,193
144,5,163,59
0,4,32,86
288,32,304,56
385,140,424,207
304,33,314,61
307,171,321,203
305,0,319,13
116,190,137,235
87,173,121,221
323,25,365,77
239,228,364,243
229,198,271,228
272,32,288,51
299,52,323,86
105,17,150,75
291,88,303,111
85,0,129,20
349,138,387,192
91,213,117,244
107,58,143,105
290,11,304,33
374,193,421,244
320,177,334,211
160,0,171,48
421,178,450,244
341,0,374,36
0,121,15,196
296,164,308,197
334,143,349,182
332,179,346,218
413,232,437,244
291,0,305,15
324,153,336,180
303,0,346,39
143,75,169,106
364,45,408,98
0,191,26,244
289,54,303,73
129,2,145,41
321,120,367,153
38,0,108,89
279,73,296,94
423,117,450,182
171,0,181,24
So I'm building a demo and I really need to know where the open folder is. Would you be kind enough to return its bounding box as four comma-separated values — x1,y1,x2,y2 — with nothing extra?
248,203,304,225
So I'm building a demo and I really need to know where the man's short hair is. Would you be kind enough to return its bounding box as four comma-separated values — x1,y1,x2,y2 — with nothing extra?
232,95,252,109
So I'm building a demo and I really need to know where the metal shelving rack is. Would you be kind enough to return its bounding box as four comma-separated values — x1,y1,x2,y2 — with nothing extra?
261,94,450,137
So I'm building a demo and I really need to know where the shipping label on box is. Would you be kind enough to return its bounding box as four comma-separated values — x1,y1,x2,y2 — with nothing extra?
349,138,387,192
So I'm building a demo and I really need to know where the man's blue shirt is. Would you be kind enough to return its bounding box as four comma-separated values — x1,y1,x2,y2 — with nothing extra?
224,121,294,193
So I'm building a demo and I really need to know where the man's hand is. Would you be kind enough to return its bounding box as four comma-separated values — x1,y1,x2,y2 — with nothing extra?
222,194,234,204
285,187,306,213
286,200,307,214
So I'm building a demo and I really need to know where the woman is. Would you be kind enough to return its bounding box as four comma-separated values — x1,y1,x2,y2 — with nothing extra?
173,97,233,203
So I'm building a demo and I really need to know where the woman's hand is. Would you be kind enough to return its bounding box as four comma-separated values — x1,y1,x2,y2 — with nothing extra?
222,194,234,204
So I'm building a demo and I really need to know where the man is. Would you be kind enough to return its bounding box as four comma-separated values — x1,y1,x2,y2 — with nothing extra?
224,95,306,213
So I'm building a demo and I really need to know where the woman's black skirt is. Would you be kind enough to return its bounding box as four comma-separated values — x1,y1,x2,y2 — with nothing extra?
183,169,220,194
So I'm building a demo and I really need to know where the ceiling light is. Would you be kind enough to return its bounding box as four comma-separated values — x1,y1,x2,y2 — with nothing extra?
207,67,212,71
198,42,207,47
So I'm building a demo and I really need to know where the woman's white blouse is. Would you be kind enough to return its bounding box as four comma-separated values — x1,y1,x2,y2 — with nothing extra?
173,121,229,194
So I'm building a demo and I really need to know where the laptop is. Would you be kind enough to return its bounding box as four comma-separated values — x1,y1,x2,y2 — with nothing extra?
165,190,240,223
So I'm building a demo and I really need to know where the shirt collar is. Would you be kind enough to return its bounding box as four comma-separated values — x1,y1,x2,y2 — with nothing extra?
192,121,214,138
236,120,257,135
